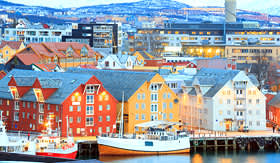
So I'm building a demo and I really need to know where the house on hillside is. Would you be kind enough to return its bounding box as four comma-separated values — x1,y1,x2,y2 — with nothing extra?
97,54,137,69
6,42,102,69
0,41,25,62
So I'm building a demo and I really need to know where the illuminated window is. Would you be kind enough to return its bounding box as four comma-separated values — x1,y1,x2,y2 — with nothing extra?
10,87,19,99
34,89,44,102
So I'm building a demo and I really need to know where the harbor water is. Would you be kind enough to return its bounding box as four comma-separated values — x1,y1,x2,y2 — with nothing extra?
82,151,280,163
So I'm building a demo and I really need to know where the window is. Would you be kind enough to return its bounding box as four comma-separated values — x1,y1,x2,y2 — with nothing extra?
86,106,94,115
39,115,44,124
14,101,19,110
151,114,158,121
14,112,19,121
248,99,252,104
256,121,260,126
227,99,231,104
77,117,81,123
169,102,173,109
219,99,223,104
249,121,252,126
7,100,9,106
69,117,73,123
27,113,30,119
142,93,145,100
99,105,103,111
77,106,81,112
163,93,167,99
98,127,102,134
39,104,44,113
162,113,167,120
33,114,36,120
137,93,141,100
86,117,93,126
27,102,30,108
106,127,110,133
141,103,145,109
86,95,94,104
151,93,158,102
22,102,25,108
219,110,223,115
33,103,36,109
142,114,146,120
136,103,139,109
47,104,50,110
98,116,102,122
151,104,158,112
256,99,260,104
86,85,95,94
168,93,171,99
169,113,173,119
150,83,160,91
69,106,73,112
136,114,139,120
227,110,231,115
22,112,25,118
106,116,110,121
106,105,110,110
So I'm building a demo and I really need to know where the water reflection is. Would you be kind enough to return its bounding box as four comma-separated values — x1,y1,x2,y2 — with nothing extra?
97,151,280,163
99,154,191,163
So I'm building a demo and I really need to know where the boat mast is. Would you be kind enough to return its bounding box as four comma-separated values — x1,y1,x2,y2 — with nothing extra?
119,91,124,138
66,115,69,138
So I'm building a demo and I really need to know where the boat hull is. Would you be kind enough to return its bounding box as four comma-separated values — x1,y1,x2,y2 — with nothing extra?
36,150,77,159
97,136,190,156
98,144,190,156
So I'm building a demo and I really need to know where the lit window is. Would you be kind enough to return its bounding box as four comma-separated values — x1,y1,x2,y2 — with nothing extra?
106,105,110,110
33,88,44,102
99,116,102,122
99,105,103,111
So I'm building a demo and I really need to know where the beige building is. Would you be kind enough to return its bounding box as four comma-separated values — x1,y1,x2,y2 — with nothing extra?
225,45,280,63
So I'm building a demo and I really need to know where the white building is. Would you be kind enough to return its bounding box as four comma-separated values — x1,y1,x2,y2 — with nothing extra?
4,25,72,44
97,54,137,69
181,68,266,131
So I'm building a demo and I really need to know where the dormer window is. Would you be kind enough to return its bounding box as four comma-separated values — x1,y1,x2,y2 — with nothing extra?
81,46,88,57
9,87,19,99
66,47,73,57
33,88,44,102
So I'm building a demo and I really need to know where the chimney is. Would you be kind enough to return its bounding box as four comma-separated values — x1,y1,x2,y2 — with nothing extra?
225,0,236,23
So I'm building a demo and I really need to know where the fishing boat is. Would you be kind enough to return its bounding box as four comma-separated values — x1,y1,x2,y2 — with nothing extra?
35,116,78,159
97,93,190,156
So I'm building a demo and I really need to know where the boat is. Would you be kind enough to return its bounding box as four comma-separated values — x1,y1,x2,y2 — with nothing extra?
0,111,35,155
97,92,190,155
35,115,78,159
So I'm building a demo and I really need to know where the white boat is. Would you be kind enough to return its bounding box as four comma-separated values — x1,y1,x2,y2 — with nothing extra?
0,111,35,154
97,93,190,155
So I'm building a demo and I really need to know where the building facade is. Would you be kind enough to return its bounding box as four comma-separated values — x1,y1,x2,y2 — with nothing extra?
67,68,180,134
181,68,266,131
6,42,102,69
0,41,25,62
0,69,118,137
62,23,121,54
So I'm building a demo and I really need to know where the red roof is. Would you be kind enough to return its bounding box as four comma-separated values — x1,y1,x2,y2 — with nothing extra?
0,41,23,49
163,61,197,68
79,64,97,69
0,71,6,80
33,63,59,72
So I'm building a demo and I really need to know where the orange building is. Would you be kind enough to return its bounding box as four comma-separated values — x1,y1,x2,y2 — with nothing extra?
6,42,102,69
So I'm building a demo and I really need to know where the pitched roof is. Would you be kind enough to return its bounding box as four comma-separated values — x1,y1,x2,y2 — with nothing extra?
268,94,280,108
0,41,23,49
67,68,157,101
33,63,59,72
137,51,154,60
0,69,93,104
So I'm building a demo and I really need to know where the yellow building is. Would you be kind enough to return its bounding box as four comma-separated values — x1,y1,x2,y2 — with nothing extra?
68,68,180,134
225,45,280,63
0,41,25,62
132,51,155,66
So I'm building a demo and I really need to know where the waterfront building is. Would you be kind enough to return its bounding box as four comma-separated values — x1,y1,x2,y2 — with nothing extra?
62,23,121,54
67,68,180,134
0,41,25,62
6,42,101,69
181,68,266,131
266,93,280,127
4,24,72,44
97,54,137,70
0,69,118,137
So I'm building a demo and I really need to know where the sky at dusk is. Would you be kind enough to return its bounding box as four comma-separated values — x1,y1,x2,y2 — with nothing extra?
4,0,278,11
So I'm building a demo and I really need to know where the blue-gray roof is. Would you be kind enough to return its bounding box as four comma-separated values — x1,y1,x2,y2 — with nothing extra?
0,69,93,104
188,68,240,97
67,68,157,101
268,94,280,108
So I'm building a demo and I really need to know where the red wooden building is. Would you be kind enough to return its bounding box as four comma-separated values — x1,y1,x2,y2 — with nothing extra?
267,93,280,127
0,69,118,137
